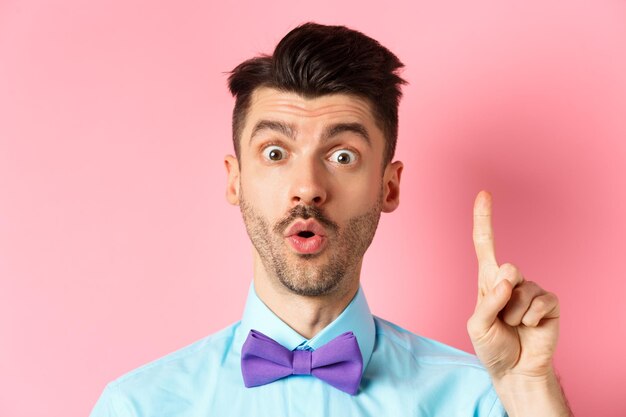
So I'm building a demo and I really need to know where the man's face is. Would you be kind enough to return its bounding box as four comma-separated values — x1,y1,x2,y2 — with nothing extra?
225,87,402,297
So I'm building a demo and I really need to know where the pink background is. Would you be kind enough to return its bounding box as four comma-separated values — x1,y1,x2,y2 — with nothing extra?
1,1,625,416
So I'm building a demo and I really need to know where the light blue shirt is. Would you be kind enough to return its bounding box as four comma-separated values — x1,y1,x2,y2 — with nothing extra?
90,283,507,416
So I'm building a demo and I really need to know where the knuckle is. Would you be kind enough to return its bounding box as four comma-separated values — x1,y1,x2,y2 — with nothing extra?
550,292,559,304
499,263,522,281
466,316,480,336
527,281,546,295
513,286,532,305
466,317,475,332
524,280,537,288
522,314,537,327
501,262,517,272
532,297,548,312
503,313,518,327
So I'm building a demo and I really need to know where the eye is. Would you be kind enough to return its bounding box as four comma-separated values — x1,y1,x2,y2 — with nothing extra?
262,145,288,161
329,149,357,165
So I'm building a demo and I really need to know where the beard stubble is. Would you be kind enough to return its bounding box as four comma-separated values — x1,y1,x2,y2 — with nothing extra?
239,186,384,297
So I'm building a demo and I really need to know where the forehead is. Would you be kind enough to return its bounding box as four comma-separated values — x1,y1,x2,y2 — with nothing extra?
243,87,380,137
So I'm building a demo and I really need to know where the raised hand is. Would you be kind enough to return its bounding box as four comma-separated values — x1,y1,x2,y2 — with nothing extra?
467,190,560,381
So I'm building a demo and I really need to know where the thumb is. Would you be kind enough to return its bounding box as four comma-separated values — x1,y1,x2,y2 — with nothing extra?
468,279,513,338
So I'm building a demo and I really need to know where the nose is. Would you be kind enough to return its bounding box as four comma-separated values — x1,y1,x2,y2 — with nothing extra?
288,158,328,207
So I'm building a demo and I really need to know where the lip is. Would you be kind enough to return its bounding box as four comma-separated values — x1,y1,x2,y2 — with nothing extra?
284,219,327,238
283,219,328,255
286,234,326,254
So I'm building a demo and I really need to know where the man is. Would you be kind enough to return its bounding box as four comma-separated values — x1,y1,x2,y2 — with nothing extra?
90,22,571,416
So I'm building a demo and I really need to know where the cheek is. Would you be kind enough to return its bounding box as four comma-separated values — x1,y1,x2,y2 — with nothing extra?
342,171,382,202
240,171,285,214
329,181,380,228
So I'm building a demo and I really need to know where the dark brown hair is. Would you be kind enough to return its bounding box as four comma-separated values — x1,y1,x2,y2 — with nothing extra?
227,22,406,166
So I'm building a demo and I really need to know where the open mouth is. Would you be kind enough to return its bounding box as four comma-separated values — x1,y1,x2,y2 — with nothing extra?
286,230,325,254
284,220,328,254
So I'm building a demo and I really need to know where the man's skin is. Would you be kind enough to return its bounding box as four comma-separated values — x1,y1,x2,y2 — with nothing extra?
224,86,571,416
470,194,570,416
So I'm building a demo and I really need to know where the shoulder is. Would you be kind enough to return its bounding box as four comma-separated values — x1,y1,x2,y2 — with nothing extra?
372,317,491,388
90,323,240,417
373,315,485,369
91,323,240,416
103,321,239,402
368,317,506,416
114,322,237,385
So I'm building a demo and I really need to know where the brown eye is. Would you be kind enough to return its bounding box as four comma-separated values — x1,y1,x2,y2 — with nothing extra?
330,149,357,165
263,145,287,161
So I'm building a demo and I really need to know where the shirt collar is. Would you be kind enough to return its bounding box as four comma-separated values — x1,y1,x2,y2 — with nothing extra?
236,281,376,373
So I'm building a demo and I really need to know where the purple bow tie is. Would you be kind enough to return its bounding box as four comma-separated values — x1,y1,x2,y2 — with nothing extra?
241,329,363,395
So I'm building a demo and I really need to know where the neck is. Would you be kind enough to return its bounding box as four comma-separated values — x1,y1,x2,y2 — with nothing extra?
253,255,361,339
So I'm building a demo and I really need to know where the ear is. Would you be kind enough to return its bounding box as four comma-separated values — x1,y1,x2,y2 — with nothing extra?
381,160,403,213
224,155,241,205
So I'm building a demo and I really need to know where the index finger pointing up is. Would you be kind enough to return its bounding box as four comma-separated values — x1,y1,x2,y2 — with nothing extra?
473,190,497,267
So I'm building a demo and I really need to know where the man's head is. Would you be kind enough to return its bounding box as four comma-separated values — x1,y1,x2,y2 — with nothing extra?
228,22,406,167
224,23,406,297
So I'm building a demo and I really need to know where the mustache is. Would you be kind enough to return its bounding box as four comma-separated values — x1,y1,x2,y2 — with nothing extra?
273,205,339,234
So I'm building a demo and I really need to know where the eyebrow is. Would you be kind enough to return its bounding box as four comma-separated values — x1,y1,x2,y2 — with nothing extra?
249,120,371,146
321,122,371,146
250,120,297,144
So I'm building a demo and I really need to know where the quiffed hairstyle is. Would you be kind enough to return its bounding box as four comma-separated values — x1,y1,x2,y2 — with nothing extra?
227,22,407,166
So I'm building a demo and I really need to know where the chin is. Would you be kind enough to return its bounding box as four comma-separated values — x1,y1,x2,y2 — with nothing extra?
278,272,344,298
